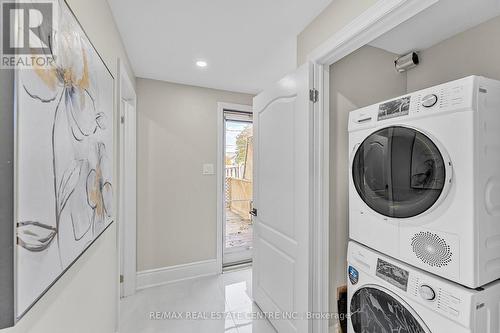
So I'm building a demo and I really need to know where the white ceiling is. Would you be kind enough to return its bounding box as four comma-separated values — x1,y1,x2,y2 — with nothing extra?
370,0,500,55
107,0,332,94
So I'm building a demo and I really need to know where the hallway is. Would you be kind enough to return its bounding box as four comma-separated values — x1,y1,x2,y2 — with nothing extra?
120,269,276,333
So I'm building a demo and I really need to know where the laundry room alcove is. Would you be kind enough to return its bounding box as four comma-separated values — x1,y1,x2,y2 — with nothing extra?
327,0,500,331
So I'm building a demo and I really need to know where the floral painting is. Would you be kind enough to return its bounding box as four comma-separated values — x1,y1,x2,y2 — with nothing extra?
15,0,114,317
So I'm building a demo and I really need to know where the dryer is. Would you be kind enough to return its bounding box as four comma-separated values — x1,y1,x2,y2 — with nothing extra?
348,76,500,288
347,241,500,333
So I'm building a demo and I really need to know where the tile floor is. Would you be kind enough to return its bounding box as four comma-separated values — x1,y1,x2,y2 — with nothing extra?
120,268,276,333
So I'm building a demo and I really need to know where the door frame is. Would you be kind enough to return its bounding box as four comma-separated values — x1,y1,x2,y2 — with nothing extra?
216,102,253,272
117,58,137,298
305,0,440,332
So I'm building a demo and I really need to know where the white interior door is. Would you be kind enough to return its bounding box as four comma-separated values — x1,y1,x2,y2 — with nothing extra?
252,63,313,333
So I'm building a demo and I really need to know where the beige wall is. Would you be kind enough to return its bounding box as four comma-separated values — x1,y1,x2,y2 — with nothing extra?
137,78,253,271
1,0,135,332
329,45,406,323
3,229,116,333
67,0,135,89
297,0,378,65
407,15,500,92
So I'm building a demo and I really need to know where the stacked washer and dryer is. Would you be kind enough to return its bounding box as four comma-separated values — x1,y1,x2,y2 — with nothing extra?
346,76,500,332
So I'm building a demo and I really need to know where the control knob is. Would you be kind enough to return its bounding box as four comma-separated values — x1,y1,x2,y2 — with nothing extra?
419,284,436,301
422,94,438,108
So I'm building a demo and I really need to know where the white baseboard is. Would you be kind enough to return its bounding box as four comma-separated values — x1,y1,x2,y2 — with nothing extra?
136,259,219,290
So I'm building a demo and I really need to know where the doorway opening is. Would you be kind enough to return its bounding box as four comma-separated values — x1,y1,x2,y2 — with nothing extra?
222,109,253,267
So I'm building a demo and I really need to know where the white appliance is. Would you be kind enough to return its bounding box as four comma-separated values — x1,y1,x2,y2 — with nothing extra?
348,76,500,288
347,241,500,333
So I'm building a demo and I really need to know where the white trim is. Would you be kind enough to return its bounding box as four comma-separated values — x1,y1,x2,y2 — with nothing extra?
216,104,224,273
223,249,252,266
216,102,253,271
307,0,439,65
311,64,330,333
305,1,440,332
117,58,137,299
136,260,219,290
218,102,252,114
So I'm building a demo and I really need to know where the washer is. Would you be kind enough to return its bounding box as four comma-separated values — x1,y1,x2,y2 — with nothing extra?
348,76,500,288
347,241,500,333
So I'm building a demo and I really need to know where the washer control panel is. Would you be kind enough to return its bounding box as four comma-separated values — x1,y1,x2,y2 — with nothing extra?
408,274,466,321
349,241,476,329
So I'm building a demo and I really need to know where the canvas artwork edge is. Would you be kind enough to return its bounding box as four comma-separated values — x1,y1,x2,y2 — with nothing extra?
14,0,115,320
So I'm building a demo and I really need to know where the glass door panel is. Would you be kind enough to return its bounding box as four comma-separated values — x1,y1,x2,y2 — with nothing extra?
352,126,446,218
223,114,253,266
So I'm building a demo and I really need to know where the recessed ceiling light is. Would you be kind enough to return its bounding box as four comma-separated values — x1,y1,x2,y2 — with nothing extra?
196,60,208,68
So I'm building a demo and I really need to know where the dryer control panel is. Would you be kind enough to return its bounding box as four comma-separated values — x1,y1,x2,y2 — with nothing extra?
348,76,478,132
411,80,473,115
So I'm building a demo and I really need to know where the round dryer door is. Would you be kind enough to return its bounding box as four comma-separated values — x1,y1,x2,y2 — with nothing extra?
352,126,446,218
350,286,430,333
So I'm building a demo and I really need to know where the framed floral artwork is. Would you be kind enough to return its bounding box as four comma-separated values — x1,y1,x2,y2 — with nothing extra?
15,0,114,318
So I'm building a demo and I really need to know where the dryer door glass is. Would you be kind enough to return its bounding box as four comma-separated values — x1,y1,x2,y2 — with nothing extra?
352,126,446,218
350,287,428,333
